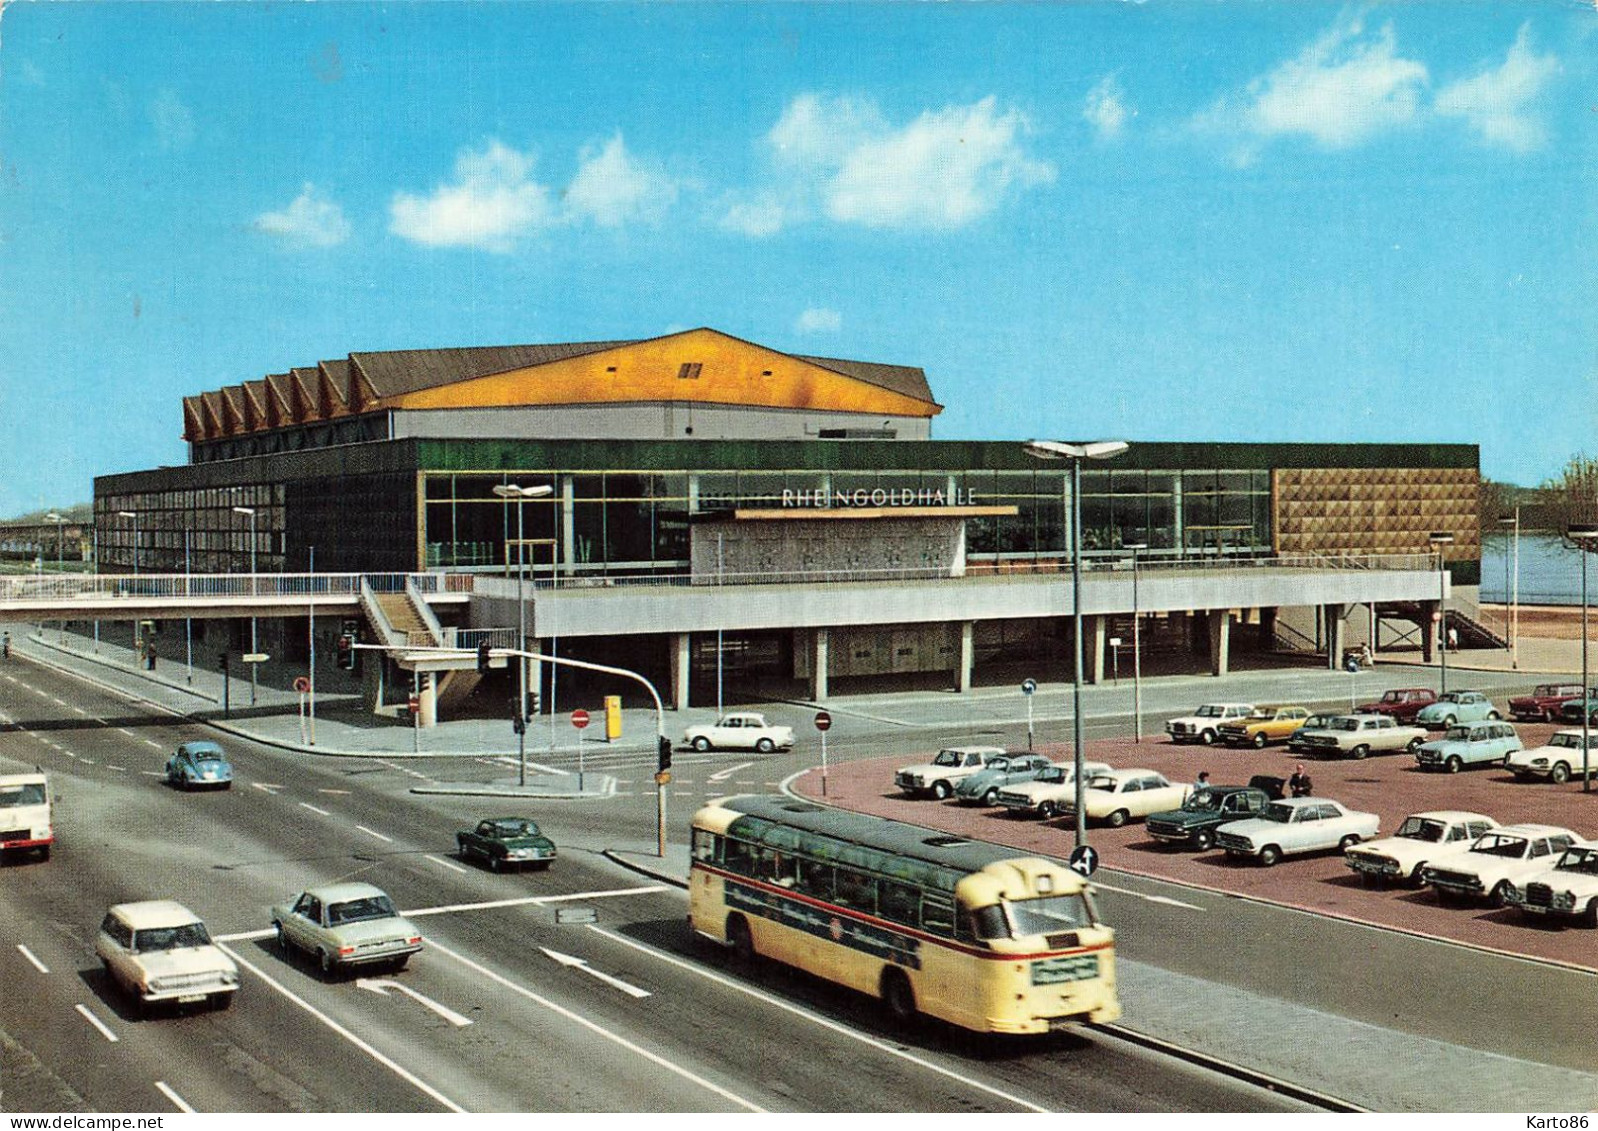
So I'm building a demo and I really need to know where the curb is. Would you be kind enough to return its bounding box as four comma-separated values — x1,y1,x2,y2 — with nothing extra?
602,849,688,889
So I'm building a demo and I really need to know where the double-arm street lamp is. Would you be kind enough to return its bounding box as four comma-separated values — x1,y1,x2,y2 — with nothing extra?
1428,531,1454,694
1024,440,1131,850
493,483,555,786
233,506,259,704
1123,542,1148,742
1499,511,1520,669
1569,524,1598,793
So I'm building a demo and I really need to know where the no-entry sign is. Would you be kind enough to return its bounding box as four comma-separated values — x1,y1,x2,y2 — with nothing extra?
571,708,591,729
814,711,832,731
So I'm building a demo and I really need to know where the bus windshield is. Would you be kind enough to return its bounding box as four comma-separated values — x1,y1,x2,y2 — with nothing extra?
974,893,1093,940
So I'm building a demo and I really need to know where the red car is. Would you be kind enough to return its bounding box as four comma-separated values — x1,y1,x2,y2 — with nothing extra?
1354,688,1439,724
1509,683,1589,723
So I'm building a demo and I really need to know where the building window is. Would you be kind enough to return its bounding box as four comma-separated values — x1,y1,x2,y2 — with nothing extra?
677,362,702,380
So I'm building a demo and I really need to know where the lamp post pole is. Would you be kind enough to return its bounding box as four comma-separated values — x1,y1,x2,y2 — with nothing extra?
1025,440,1130,850
1125,542,1147,743
118,510,138,665
234,507,258,705
1498,509,1521,669
1428,532,1454,695
494,483,553,788
1570,525,1598,792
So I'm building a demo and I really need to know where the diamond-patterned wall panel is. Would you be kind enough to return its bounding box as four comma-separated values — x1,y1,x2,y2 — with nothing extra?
1273,468,1480,561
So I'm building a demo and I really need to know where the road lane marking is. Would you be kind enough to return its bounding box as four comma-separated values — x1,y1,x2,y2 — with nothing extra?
142,738,164,750
708,762,754,782
299,802,331,815
214,928,276,943
16,944,49,973
539,947,651,998
426,938,762,1112
108,765,127,773
402,885,668,919
1090,881,1206,911
141,770,163,777
357,978,473,1027
355,825,394,843
318,788,352,795
253,782,285,794
585,924,1050,1113
426,855,468,874
74,1004,118,1043
215,942,467,1113
154,1082,195,1113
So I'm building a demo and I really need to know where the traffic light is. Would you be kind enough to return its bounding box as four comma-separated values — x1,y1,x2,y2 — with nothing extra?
477,641,492,673
657,735,673,773
336,633,355,670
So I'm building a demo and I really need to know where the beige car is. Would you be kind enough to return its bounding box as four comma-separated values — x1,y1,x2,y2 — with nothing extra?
95,901,239,1012
1061,769,1190,828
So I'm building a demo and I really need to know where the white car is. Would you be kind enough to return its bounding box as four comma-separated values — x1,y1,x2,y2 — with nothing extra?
1506,730,1598,784
995,761,1114,819
0,771,53,862
95,901,240,1013
1344,811,1500,887
1061,769,1190,828
1506,842,1598,926
894,746,1006,800
1422,823,1583,907
1215,798,1379,867
681,713,795,753
1165,703,1254,745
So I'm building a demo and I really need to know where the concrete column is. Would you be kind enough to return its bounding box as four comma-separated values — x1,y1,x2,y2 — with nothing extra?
418,670,438,728
1087,614,1107,685
560,476,576,577
1422,603,1438,663
957,621,974,693
1207,610,1230,676
810,628,830,701
1323,603,1348,670
1259,606,1279,650
669,632,691,711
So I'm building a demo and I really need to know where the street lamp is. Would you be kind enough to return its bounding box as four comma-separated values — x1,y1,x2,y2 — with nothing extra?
493,483,554,787
1024,439,1131,849
118,510,139,666
233,506,258,705
1498,512,1521,669
1123,542,1148,742
1569,524,1598,793
1428,532,1454,694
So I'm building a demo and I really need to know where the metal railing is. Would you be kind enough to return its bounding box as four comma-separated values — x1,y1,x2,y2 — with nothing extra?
0,572,453,604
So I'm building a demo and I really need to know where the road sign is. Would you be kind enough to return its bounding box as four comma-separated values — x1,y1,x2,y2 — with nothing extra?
242,652,269,664
571,708,591,730
1068,844,1100,878
1021,678,1037,696
292,675,311,693
654,769,672,786
814,710,832,732
1108,637,1122,648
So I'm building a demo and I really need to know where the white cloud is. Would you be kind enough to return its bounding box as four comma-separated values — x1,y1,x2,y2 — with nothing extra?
795,307,842,334
565,134,678,227
1435,24,1558,152
1203,15,1428,152
150,89,195,150
724,93,1053,235
1084,75,1132,140
390,140,555,253
253,184,352,248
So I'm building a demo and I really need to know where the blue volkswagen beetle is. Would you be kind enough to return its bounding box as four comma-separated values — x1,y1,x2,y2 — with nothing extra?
165,741,233,790
952,752,1055,806
1414,691,1500,730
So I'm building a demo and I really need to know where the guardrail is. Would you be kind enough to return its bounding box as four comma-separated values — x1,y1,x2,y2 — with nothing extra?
0,572,458,603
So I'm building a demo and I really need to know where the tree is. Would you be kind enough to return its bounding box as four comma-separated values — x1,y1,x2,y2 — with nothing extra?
1539,455,1598,546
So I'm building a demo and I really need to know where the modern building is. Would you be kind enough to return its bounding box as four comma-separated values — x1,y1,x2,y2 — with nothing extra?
94,328,1483,714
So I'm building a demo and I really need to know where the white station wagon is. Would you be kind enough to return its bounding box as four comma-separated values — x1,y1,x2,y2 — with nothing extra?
95,900,240,1013
1215,797,1380,867
681,713,795,753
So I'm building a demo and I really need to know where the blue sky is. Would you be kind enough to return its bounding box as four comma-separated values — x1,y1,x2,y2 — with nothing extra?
1,2,1593,516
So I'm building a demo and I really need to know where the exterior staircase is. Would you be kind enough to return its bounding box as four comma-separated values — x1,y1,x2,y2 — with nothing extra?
1376,601,1508,651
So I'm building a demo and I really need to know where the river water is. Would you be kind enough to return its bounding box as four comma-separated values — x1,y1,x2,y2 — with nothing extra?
1479,532,1596,606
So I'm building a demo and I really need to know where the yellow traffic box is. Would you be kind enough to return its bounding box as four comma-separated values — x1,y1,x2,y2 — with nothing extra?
605,694,622,741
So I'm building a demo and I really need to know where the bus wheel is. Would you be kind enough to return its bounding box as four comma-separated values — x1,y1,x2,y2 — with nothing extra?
727,915,756,965
881,967,917,1025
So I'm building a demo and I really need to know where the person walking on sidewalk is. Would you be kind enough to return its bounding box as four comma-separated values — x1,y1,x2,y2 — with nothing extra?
144,639,158,671
2,632,10,659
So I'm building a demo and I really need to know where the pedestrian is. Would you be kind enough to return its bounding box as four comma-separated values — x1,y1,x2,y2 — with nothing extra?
144,639,157,671
1289,764,1313,798
1196,771,1211,788
1,631,10,659
1447,626,1458,651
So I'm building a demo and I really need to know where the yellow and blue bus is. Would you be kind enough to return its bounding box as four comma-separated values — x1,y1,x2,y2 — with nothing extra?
688,794,1120,1034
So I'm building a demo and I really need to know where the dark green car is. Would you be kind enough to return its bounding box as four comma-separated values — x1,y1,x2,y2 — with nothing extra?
456,817,557,872
1145,776,1285,852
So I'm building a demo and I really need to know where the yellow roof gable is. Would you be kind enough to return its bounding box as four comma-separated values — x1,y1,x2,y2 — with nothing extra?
388,328,940,418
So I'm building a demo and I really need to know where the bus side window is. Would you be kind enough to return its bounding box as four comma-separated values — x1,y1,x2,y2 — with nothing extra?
723,837,757,876
691,829,719,863
796,859,834,900
834,869,878,913
922,894,956,938
757,847,797,887
879,881,920,927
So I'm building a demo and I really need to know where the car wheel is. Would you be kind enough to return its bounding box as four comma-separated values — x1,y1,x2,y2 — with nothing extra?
318,948,335,976
755,737,775,754
1258,845,1282,867
727,915,755,965
1192,829,1214,851
532,860,552,871
37,845,49,862
1583,899,1598,929
1442,714,1457,728
274,923,291,955
1106,809,1130,829
1489,881,1513,909
1445,755,1463,774
1552,762,1572,784
1407,737,1423,754
881,967,917,1026
210,991,233,1011
691,737,711,752
488,854,502,873
1351,744,1370,760
983,787,1000,807
1252,731,1268,749
1434,887,1457,906
389,956,409,973
1338,834,1362,852
1487,711,1500,720
932,780,953,801
1039,801,1059,820
1199,728,1217,746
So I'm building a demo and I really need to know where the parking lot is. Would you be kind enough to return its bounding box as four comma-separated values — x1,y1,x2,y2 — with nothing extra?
791,721,1598,971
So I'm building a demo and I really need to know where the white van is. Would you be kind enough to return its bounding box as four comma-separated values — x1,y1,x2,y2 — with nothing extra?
0,771,53,861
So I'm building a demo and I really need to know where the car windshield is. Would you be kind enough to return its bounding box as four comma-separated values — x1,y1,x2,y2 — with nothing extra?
1396,817,1447,842
133,922,211,952
1550,733,1588,750
1554,847,1598,875
1258,803,1295,823
1195,705,1226,718
327,895,400,925
1470,835,1529,859
491,820,536,837
1443,726,1472,741
973,893,1093,940
0,783,46,807
933,750,964,767
1183,790,1223,812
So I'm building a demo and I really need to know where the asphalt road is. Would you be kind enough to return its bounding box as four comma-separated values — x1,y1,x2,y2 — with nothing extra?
0,655,1317,1114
